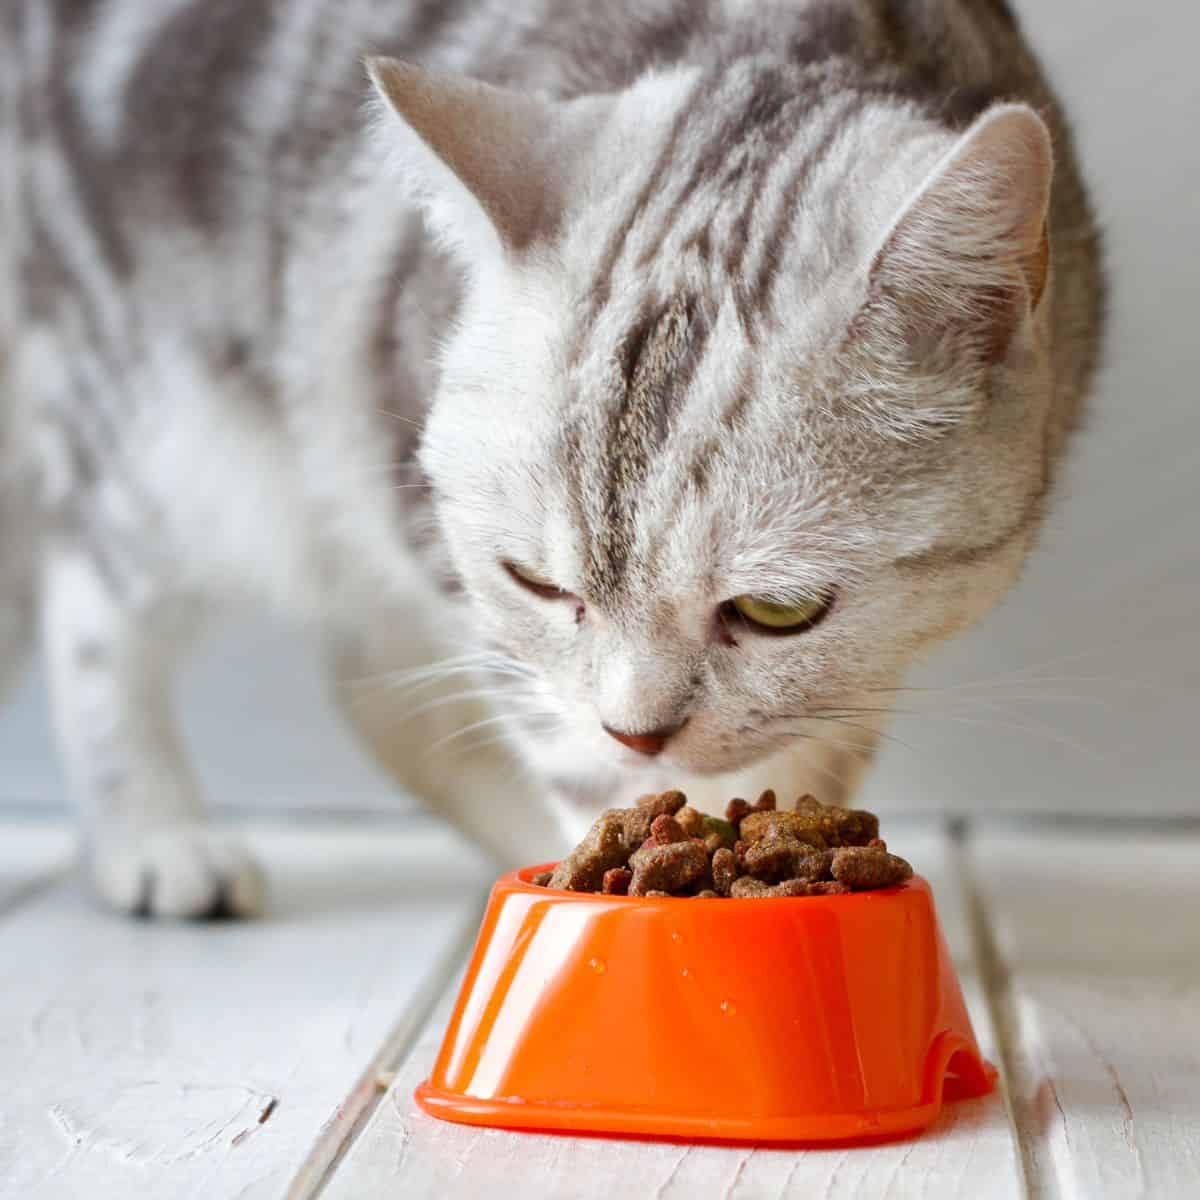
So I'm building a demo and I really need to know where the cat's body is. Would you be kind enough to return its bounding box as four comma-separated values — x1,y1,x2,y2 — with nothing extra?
1,0,1102,915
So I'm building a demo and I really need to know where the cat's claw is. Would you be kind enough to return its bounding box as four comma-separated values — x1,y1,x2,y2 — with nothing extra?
89,827,267,919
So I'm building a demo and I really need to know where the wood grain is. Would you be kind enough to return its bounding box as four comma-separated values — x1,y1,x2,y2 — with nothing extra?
0,821,490,1200
967,828,1200,1200
0,823,73,914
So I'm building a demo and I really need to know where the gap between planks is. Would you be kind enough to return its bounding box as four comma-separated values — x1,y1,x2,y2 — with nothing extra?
287,896,487,1200
948,823,1037,1198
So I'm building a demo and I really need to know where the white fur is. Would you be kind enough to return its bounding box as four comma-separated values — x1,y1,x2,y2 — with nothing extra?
0,8,1095,917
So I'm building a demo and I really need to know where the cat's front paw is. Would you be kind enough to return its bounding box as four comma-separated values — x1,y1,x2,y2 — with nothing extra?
89,826,267,919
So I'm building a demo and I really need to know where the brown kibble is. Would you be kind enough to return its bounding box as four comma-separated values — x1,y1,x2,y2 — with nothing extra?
711,847,739,896
696,889,720,898
619,807,654,851
725,797,751,826
730,876,812,898
831,845,913,890
636,790,687,816
544,787,909,899
739,811,828,850
730,876,771,898
629,839,709,896
742,837,833,883
622,794,689,851
804,880,851,896
601,867,632,895
650,813,688,844
790,794,880,847
548,810,629,891
769,878,811,897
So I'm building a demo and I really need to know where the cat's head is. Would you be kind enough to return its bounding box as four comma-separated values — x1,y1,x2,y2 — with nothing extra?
368,57,1054,802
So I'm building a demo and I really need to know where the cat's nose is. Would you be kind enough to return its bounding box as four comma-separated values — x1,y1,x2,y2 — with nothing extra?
602,721,686,757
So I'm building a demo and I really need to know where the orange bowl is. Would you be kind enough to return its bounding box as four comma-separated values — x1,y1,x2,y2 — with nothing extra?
415,865,995,1144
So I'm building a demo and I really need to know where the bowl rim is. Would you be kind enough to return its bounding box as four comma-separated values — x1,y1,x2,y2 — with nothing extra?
508,861,922,906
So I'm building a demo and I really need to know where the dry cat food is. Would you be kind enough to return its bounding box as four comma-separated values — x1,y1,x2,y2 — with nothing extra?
532,789,912,898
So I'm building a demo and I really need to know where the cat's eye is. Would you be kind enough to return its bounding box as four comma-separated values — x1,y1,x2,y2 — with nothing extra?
723,592,834,634
502,561,573,601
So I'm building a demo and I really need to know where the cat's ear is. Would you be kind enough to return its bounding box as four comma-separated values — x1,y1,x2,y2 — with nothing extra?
366,57,594,261
867,104,1053,365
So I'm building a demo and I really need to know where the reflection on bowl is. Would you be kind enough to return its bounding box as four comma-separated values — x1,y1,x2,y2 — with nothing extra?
416,864,995,1145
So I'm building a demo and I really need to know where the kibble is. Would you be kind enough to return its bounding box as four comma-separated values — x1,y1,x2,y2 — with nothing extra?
830,845,913,890
629,838,709,896
533,789,910,900
601,867,632,895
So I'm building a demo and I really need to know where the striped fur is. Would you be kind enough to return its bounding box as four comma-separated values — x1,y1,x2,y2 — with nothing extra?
1,0,1103,914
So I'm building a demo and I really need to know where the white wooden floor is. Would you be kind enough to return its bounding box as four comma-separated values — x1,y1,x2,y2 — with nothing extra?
1,817,1196,1200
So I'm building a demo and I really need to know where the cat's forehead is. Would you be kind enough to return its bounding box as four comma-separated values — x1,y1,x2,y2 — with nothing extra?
548,285,868,609
557,291,714,604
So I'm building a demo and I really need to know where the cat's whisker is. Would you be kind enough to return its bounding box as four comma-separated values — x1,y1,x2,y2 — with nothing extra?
865,640,1188,697
375,407,424,428
767,726,880,759
399,685,531,722
772,712,920,756
423,710,560,757
461,720,564,757
345,659,493,694
346,664,506,703
785,735,854,793
346,649,535,699
815,705,1112,763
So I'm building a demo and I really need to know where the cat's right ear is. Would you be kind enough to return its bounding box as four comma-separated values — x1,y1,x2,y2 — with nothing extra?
366,58,601,264
866,103,1054,367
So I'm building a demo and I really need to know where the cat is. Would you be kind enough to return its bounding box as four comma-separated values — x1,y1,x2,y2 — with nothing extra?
0,0,1103,917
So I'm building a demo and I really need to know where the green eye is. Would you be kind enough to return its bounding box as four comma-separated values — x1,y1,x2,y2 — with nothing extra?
727,593,833,633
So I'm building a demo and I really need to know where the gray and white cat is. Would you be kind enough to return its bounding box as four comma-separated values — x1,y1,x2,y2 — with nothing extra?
0,0,1102,916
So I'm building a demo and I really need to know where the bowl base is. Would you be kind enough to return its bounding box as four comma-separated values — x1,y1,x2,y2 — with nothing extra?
416,1036,996,1147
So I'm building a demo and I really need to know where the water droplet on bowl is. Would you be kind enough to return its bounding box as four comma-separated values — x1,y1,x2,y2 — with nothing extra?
719,999,737,1016
588,957,606,975
680,967,691,978
671,931,682,943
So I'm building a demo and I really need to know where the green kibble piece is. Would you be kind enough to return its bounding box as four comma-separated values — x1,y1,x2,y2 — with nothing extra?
701,815,737,850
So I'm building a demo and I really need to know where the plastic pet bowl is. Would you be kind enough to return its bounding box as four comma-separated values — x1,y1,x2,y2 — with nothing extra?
415,864,995,1145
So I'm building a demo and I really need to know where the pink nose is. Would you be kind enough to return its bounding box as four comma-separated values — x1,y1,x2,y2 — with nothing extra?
602,722,685,757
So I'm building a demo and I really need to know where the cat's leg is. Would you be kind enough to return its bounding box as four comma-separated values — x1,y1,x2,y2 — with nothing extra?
327,596,569,868
41,540,265,917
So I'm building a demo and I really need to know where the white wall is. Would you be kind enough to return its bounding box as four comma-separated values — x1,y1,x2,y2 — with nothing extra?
2,0,1196,819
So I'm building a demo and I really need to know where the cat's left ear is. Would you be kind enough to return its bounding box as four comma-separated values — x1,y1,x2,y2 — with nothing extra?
367,57,600,262
868,103,1053,365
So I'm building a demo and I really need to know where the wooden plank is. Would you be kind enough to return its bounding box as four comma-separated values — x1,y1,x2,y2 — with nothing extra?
0,820,490,1200
0,822,74,913
323,825,1026,1200
967,828,1200,1200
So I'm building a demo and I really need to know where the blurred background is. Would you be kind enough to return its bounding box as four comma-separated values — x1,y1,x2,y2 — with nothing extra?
1,1,1196,826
